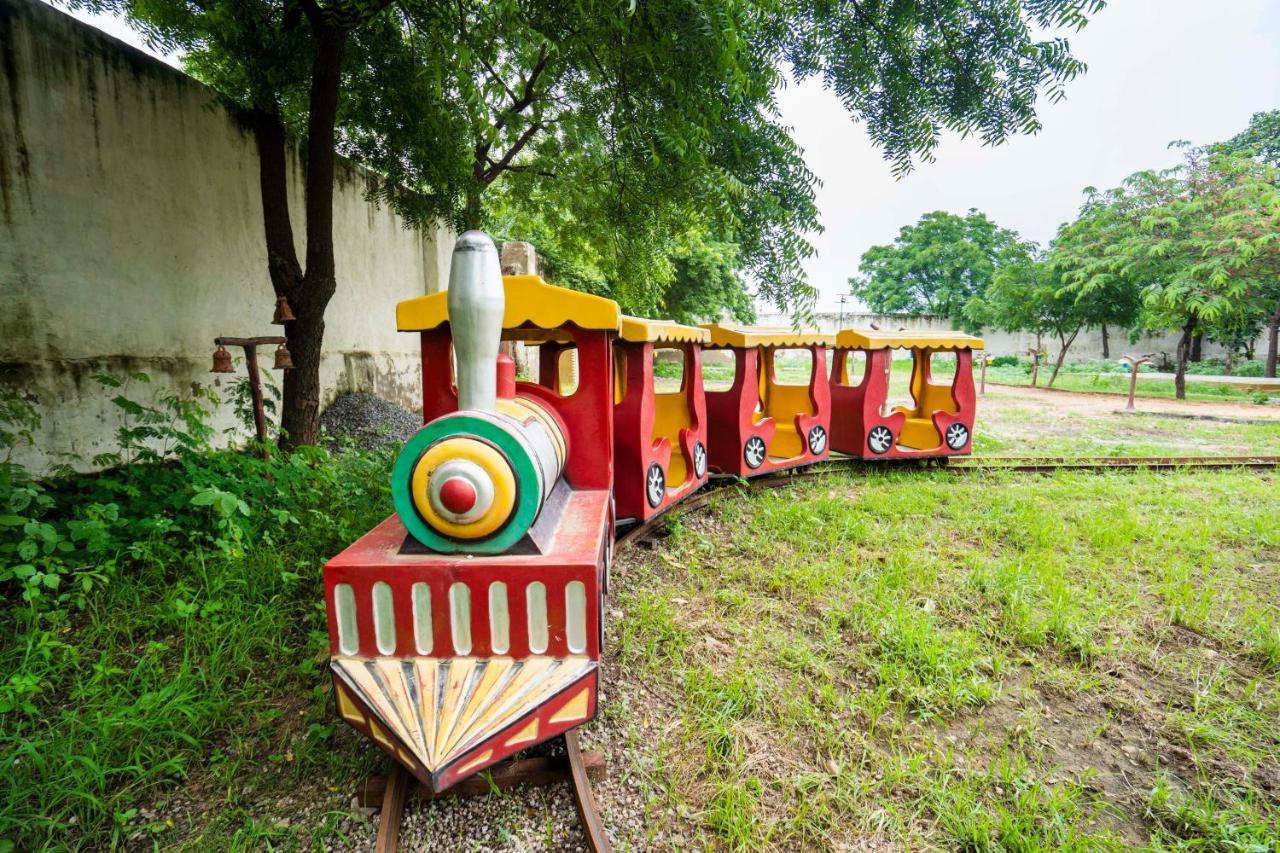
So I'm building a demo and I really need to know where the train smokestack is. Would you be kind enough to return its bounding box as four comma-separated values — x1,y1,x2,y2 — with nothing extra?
447,231,505,412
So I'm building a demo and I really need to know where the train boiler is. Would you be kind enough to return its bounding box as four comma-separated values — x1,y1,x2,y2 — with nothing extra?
322,232,612,793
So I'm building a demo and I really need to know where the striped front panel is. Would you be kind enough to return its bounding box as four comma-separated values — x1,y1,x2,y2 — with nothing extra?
325,568,599,660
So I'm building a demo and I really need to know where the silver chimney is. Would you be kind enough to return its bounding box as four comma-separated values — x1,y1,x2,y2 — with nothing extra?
446,230,505,412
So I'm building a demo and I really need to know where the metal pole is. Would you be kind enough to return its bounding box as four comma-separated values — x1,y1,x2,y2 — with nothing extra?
1120,355,1150,412
243,345,268,446
979,354,988,395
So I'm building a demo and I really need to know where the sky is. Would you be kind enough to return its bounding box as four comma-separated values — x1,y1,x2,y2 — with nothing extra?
776,0,1280,311
58,0,1280,313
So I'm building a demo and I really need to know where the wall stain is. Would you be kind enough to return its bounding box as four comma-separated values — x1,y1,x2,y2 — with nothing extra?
0,2,34,225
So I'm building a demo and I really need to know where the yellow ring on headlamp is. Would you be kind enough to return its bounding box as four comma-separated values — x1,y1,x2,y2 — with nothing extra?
410,438,516,539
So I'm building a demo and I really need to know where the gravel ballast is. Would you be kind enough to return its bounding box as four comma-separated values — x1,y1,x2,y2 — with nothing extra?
320,393,421,450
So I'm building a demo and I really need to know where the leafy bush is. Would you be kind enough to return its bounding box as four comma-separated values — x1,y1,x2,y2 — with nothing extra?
989,355,1021,368
0,375,397,848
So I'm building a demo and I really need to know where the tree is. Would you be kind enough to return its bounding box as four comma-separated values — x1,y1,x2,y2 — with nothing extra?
77,0,1105,447
1057,145,1279,397
74,0,461,447
1215,109,1280,375
1220,109,1280,169
852,210,1025,325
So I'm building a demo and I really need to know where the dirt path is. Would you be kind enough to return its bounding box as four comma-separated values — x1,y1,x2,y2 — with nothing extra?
983,382,1280,421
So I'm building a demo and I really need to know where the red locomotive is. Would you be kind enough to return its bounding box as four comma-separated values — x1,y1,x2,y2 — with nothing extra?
323,232,982,795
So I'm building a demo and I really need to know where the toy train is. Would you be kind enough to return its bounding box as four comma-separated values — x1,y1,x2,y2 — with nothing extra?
323,232,983,792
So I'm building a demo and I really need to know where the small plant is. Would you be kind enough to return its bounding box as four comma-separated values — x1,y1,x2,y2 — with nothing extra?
225,370,281,441
91,373,219,467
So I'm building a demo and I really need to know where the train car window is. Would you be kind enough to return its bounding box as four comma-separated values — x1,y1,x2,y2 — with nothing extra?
929,351,957,384
334,583,359,655
411,583,432,655
565,581,588,654
526,582,549,654
489,582,510,654
613,345,627,403
372,581,396,655
449,582,472,655
701,348,736,391
771,348,812,385
557,347,580,396
881,350,917,415
653,347,685,393
835,349,867,387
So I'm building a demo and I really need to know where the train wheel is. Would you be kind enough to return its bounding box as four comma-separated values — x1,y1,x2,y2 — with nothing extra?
744,436,767,469
807,425,827,455
646,463,666,508
693,441,708,479
945,423,970,450
867,425,894,455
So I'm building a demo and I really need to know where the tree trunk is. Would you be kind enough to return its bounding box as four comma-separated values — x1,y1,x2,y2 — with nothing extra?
464,189,482,230
1224,351,1234,376
1048,327,1081,388
1190,331,1203,363
1100,324,1109,359
250,111,303,297
279,24,348,449
1266,306,1280,379
1174,318,1196,400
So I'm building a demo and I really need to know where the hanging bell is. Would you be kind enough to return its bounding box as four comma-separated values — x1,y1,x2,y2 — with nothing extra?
211,344,233,373
273,343,294,370
272,295,296,324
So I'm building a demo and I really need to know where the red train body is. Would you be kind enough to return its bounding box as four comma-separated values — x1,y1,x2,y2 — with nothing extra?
322,232,983,795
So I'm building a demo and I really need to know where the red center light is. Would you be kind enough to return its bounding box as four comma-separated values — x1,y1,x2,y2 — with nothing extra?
438,477,478,515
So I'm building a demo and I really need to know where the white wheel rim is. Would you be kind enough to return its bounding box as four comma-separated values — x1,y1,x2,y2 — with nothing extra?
745,437,766,468
947,424,968,449
869,427,892,454
646,465,665,507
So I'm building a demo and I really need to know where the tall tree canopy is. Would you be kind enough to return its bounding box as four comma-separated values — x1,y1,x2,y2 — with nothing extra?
1219,109,1280,169
72,0,1106,446
966,245,1137,386
1056,145,1279,396
851,209,1026,325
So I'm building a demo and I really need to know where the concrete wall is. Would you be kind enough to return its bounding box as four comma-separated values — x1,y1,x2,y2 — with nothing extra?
0,0,452,472
758,311,1244,366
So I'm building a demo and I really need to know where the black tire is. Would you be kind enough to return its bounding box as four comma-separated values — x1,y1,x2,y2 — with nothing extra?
945,423,970,450
743,436,767,469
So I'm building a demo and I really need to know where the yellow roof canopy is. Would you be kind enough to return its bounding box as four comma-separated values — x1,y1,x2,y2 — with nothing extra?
619,316,710,344
700,323,835,349
397,274,621,333
836,328,985,350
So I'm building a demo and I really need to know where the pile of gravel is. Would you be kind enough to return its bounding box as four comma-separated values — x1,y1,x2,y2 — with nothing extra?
320,392,421,450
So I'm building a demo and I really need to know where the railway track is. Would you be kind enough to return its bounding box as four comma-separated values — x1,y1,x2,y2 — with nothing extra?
376,451,1278,852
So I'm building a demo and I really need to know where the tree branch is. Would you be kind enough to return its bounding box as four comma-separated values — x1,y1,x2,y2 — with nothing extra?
481,121,544,184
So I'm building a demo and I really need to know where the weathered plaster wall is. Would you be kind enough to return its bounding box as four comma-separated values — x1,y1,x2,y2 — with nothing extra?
0,0,451,472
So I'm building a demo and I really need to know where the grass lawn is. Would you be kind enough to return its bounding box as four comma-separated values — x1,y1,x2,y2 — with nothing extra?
2,383,1278,850
608,468,1280,849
